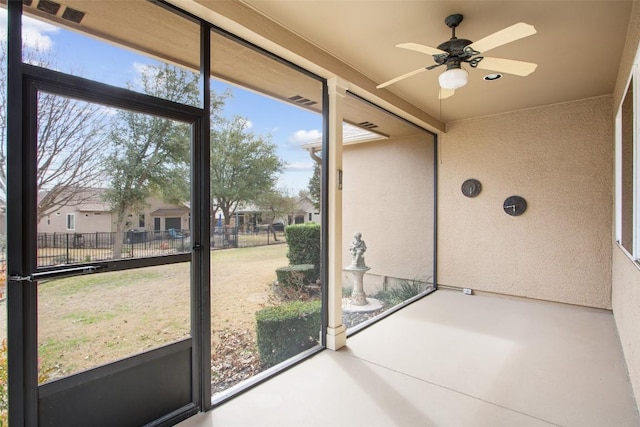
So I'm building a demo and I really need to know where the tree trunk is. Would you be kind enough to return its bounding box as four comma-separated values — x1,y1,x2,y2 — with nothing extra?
268,223,278,241
112,210,127,259
222,205,232,226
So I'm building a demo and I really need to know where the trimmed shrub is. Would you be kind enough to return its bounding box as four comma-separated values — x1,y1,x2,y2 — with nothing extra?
256,299,322,368
284,223,320,277
275,264,316,288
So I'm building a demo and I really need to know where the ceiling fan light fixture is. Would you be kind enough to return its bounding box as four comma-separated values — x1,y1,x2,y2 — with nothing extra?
439,67,468,90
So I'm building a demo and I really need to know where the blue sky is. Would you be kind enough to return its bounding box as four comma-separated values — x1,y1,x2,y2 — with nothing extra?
0,10,321,194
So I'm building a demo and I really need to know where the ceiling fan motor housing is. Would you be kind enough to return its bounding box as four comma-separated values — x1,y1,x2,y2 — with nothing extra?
437,38,473,57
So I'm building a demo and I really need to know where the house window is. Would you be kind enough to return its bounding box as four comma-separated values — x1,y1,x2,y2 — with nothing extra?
308,213,312,221
66,213,75,230
139,214,145,228
616,71,639,261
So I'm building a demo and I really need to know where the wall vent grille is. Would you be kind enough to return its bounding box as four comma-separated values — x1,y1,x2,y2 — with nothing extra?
36,0,61,15
62,7,85,23
288,95,318,107
358,121,378,129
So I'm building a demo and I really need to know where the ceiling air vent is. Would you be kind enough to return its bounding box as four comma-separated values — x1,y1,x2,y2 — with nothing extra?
288,95,318,107
62,7,85,23
358,121,378,130
36,0,61,15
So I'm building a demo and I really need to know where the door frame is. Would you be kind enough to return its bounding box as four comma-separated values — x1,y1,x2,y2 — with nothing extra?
6,6,212,422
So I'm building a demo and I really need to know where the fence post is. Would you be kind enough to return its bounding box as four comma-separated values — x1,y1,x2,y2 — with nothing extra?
267,228,270,245
130,232,134,258
66,233,70,263
234,226,238,248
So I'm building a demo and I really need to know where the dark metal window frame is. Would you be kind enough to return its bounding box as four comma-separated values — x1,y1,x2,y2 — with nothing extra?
19,63,206,426
7,2,212,424
24,64,199,275
7,0,331,423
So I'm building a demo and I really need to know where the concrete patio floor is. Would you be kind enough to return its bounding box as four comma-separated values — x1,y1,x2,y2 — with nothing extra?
179,289,639,426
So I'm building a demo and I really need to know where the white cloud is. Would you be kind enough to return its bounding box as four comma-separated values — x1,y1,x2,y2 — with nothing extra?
243,120,253,129
0,11,60,51
285,161,314,172
289,129,322,145
23,16,59,51
131,62,152,88
133,62,149,75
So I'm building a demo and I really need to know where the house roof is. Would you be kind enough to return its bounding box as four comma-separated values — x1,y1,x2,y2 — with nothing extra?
38,187,112,212
150,208,188,217
77,203,111,213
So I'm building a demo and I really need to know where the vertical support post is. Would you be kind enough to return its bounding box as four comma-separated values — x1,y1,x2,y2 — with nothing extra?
325,77,347,350
193,20,212,412
7,1,39,424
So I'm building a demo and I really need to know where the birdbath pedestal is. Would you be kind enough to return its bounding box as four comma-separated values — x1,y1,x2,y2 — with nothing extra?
344,264,371,305
342,265,383,314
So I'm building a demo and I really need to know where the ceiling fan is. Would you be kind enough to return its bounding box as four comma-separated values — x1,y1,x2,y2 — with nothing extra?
377,14,537,99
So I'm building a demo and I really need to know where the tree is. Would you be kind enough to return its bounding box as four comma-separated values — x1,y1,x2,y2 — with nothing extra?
0,44,108,223
210,116,284,225
104,63,217,258
255,188,297,240
307,162,321,211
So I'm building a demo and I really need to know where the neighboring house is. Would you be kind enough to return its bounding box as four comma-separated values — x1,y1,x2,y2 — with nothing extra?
38,188,112,235
145,199,190,234
233,197,318,232
293,196,319,224
37,188,190,235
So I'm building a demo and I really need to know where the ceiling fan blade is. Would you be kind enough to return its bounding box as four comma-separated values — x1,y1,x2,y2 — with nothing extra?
377,67,428,89
468,22,536,54
476,57,537,76
439,88,455,99
396,42,447,56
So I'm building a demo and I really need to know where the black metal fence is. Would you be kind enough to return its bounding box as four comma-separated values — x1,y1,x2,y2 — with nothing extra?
27,226,284,267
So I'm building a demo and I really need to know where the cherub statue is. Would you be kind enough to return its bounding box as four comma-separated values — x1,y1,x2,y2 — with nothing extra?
349,232,367,268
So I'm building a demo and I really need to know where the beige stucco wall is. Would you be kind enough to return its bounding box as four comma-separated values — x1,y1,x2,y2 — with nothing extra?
38,208,112,234
121,195,190,233
342,133,435,294
612,0,640,411
439,95,613,309
612,247,640,408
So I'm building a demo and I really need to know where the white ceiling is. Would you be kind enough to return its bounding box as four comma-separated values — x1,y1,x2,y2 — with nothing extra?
240,0,633,123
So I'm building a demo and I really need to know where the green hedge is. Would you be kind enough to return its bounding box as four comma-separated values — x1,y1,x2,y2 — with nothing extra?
284,223,321,277
256,299,322,368
275,264,316,287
